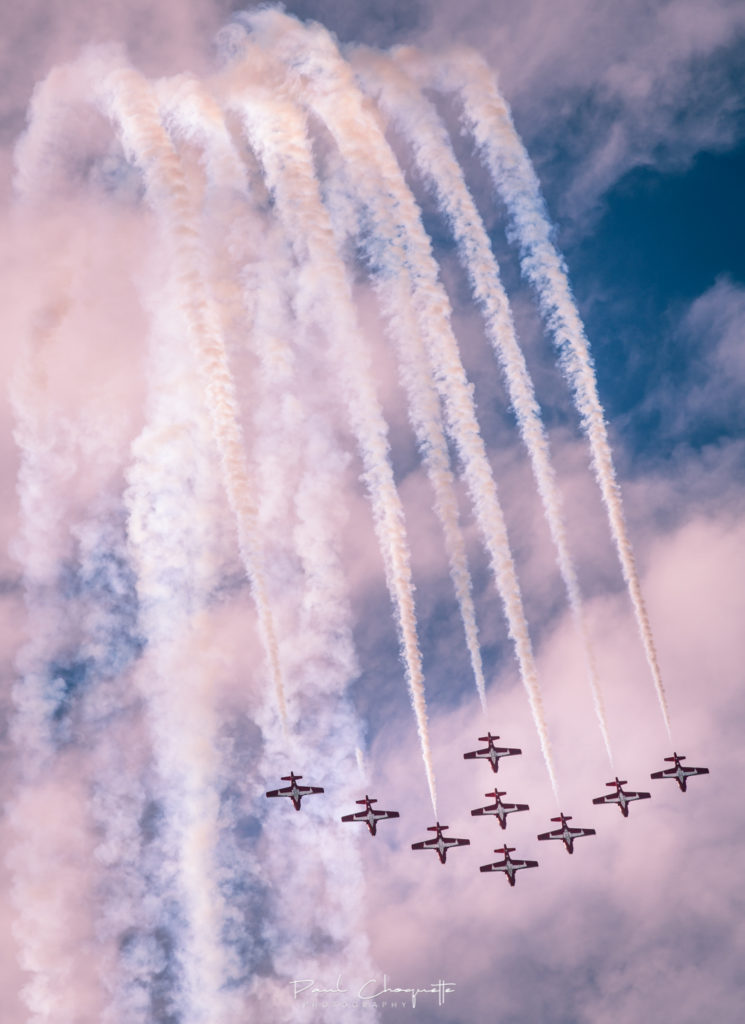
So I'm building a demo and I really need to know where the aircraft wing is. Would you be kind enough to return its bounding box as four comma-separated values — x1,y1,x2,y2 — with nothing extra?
298,785,324,796
411,838,434,851
480,856,537,872
341,810,364,823
480,861,505,872
265,787,288,799
412,835,468,851
592,793,617,805
537,827,563,841
352,808,399,822
465,745,520,759
471,806,494,817
651,766,708,780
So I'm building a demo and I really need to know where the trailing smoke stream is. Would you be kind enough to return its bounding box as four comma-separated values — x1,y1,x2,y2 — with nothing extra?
316,75,490,717
124,308,231,1024
357,48,614,766
239,9,561,802
91,59,237,1024
304,75,489,714
98,56,289,735
158,78,381,1019
427,48,672,742
8,287,110,1024
220,52,438,814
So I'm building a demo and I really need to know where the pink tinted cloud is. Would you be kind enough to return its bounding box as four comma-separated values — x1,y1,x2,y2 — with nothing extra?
360,503,745,1023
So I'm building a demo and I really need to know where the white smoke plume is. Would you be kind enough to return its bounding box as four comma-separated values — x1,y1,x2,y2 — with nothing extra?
9,48,379,1023
155,73,381,1018
356,47,614,767
217,47,439,815
7,289,111,1024
429,48,672,742
319,65,490,717
237,9,561,803
96,56,288,736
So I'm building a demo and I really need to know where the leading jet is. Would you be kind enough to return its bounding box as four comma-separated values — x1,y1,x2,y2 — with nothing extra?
463,733,522,773
537,812,596,854
480,846,538,887
265,772,324,811
471,790,530,830
592,777,650,818
411,823,470,864
341,795,400,836
650,752,709,792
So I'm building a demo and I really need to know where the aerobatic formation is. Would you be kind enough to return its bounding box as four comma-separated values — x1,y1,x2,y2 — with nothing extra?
265,742,709,881
6,5,712,1023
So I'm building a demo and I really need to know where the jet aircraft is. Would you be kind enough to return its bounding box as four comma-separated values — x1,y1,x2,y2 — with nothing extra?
463,733,522,773
411,822,470,864
471,789,529,830
537,812,596,854
480,846,538,886
341,795,400,836
650,752,709,792
592,777,650,818
265,772,324,811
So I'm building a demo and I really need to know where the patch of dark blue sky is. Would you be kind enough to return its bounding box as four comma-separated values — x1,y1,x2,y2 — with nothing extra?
409,100,745,466
567,139,745,457
227,0,428,48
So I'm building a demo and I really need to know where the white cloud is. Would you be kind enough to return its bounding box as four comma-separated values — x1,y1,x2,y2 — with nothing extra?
363,505,745,1024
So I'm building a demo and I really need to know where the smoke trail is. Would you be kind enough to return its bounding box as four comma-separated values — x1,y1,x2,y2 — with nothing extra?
7,288,110,1024
318,87,490,717
359,258,490,715
357,48,614,765
12,68,229,1019
90,53,289,733
125,303,234,1024
430,48,671,740
159,78,382,1012
32,54,243,1022
69,506,162,1024
219,53,438,816
239,10,560,802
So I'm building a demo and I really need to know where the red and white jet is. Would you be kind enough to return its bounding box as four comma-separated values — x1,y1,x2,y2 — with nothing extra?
592,777,650,818
537,812,596,854
471,789,530,830
411,822,470,864
650,752,709,792
480,846,538,886
463,733,522,773
265,772,324,811
341,795,400,836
